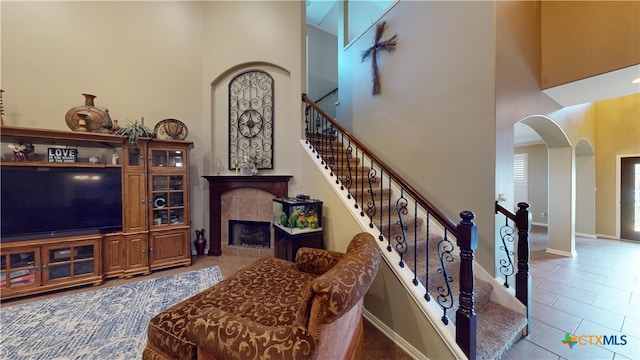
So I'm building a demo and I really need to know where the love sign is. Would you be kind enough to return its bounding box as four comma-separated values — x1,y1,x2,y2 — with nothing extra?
48,148,78,163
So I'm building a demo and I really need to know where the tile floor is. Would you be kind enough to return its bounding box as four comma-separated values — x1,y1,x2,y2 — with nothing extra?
505,227,640,360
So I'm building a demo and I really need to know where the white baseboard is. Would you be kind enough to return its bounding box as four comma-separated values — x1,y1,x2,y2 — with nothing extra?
531,222,548,227
597,233,619,240
545,247,576,257
362,309,427,360
575,232,597,239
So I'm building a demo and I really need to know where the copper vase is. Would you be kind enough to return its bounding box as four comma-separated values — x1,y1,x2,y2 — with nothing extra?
65,93,113,133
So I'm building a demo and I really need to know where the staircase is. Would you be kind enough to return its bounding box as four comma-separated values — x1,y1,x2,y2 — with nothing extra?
302,94,529,359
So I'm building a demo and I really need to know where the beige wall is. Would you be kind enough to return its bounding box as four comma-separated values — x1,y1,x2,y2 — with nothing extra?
1,1,204,130
306,25,338,116
1,1,306,238
494,0,561,269
194,1,306,232
541,1,640,89
594,94,640,237
338,0,500,275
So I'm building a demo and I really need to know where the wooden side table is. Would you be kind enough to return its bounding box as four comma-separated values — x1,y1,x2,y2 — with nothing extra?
274,226,323,262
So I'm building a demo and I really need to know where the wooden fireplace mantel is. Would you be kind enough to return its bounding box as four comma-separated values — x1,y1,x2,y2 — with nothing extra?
202,175,292,256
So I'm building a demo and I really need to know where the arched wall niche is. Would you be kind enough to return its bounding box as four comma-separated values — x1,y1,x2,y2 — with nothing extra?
576,137,595,156
209,62,292,173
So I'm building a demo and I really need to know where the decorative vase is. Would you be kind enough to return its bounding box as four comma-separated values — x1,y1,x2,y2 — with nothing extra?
111,151,119,165
65,93,113,133
239,157,252,176
194,229,207,256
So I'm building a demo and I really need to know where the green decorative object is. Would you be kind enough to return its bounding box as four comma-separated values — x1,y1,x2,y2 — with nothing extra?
288,213,298,228
115,117,154,146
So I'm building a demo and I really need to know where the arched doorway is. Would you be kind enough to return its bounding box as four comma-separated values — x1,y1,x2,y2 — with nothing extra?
519,115,576,256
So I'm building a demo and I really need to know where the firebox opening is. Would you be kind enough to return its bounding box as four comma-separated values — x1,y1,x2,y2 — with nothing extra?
229,220,271,248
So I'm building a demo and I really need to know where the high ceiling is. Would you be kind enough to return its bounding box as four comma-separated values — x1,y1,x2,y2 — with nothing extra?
305,1,640,146
306,0,338,35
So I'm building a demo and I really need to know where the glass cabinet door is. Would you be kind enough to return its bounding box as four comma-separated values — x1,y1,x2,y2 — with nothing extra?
124,143,147,169
151,175,185,227
44,243,96,283
1,249,39,289
74,245,96,276
151,150,185,168
47,247,72,280
127,148,143,167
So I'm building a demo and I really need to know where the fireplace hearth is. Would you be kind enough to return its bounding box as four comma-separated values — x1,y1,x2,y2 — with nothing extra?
229,220,271,248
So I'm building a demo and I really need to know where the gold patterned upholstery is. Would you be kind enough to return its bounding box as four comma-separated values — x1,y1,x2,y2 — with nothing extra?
142,232,381,360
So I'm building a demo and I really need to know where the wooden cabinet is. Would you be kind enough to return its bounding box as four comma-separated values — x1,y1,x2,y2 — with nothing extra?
124,233,150,276
0,125,192,300
1,235,103,300
144,142,191,270
41,238,102,285
0,247,41,296
149,228,190,270
123,171,148,233
274,226,324,262
102,233,126,278
108,139,192,275
102,232,150,279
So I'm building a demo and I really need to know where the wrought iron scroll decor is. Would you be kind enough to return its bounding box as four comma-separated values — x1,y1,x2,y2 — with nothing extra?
228,70,274,170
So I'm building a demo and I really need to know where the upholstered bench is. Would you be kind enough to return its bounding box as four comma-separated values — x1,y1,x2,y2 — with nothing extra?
142,232,381,360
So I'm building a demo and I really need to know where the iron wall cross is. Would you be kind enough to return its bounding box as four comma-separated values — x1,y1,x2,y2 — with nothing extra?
361,21,397,95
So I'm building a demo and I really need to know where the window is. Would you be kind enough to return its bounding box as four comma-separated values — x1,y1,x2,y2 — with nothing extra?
514,153,528,205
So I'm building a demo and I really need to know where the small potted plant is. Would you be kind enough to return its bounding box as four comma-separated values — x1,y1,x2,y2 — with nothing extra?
115,117,154,147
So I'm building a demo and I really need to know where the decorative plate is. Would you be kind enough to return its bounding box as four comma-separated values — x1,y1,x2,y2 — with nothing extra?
154,119,188,140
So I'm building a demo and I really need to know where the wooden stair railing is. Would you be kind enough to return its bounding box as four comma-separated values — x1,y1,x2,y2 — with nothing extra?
302,93,478,358
495,201,532,336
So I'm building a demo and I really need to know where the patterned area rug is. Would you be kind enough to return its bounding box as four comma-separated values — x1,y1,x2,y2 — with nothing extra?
0,266,223,360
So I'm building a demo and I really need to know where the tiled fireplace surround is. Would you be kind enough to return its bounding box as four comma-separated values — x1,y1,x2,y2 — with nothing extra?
221,188,275,257
204,175,292,258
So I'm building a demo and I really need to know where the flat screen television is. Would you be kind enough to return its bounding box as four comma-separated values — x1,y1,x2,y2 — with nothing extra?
1,166,123,242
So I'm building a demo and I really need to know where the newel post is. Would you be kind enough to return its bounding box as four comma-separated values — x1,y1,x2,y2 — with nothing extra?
456,210,477,360
515,202,532,336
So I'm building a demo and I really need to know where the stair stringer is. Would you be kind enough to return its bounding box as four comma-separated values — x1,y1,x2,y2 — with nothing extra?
300,140,468,360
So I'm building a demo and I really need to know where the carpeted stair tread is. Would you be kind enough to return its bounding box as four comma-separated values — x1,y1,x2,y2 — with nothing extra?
476,302,527,360
309,141,528,360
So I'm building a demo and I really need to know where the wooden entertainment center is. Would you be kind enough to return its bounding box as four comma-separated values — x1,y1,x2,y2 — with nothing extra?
0,126,193,300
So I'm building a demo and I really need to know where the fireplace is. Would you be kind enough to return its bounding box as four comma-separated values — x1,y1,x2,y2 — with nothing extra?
203,175,292,256
229,220,271,248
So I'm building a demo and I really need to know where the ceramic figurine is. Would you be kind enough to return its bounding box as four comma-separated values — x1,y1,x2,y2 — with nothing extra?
8,142,34,162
